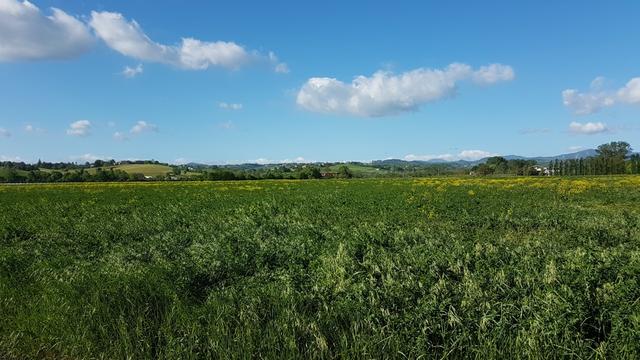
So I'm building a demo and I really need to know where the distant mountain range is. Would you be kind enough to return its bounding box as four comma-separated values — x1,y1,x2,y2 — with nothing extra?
183,149,602,169
372,149,599,167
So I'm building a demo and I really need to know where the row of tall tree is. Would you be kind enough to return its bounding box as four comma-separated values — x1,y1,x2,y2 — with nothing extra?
549,142,639,175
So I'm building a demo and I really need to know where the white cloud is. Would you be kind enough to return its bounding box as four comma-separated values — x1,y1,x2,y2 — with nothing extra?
282,156,306,163
563,76,640,115
253,158,271,164
113,131,128,141
296,63,514,117
0,127,10,137
174,157,188,165
471,64,515,85
568,121,608,135
130,120,157,134
0,0,93,61
251,156,306,164
562,89,615,115
404,153,456,162
66,120,91,136
403,149,497,162
617,78,640,104
458,150,498,160
122,63,143,78
70,153,110,162
89,11,282,71
218,102,242,110
568,145,585,151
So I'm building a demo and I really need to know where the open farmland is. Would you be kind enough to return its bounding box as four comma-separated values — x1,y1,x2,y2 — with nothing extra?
84,164,173,177
1,177,639,358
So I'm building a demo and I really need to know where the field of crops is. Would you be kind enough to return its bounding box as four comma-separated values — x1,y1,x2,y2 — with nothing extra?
1,177,639,358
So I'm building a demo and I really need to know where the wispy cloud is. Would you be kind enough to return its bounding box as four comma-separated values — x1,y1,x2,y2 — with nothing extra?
217,120,234,129
219,102,243,110
121,64,143,78
0,128,11,138
519,128,551,135
25,124,45,133
113,131,128,141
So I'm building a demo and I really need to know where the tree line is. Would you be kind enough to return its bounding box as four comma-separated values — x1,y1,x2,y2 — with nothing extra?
1,141,639,183
471,141,639,176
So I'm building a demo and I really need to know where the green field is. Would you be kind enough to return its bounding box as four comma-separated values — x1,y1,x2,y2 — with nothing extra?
327,163,390,177
114,164,173,176
1,177,639,358
85,164,173,176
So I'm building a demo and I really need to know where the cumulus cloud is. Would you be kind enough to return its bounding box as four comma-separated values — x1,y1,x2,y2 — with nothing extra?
404,149,497,162
563,76,640,115
122,63,143,78
0,0,93,61
296,63,514,117
0,127,10,137
471,64,515,85
89,11,283,71
568,121,608,135
130,120,157,134
66,120,91,136
617,78,640,104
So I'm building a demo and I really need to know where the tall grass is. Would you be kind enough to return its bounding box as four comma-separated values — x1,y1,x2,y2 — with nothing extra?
1,178,639,358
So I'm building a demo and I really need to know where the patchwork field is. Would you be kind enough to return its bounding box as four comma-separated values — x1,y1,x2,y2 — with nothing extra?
1,177,639,358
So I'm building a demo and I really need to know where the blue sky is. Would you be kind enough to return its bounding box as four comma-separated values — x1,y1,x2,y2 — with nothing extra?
1,0,639,164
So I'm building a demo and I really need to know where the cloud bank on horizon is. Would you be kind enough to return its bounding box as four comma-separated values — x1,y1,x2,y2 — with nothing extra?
403,149,499,162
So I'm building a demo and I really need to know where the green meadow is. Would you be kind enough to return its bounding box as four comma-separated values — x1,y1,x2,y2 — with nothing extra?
1,177,639,359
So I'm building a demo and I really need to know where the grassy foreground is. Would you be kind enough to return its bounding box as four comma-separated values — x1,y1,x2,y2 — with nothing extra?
1,177,639,359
